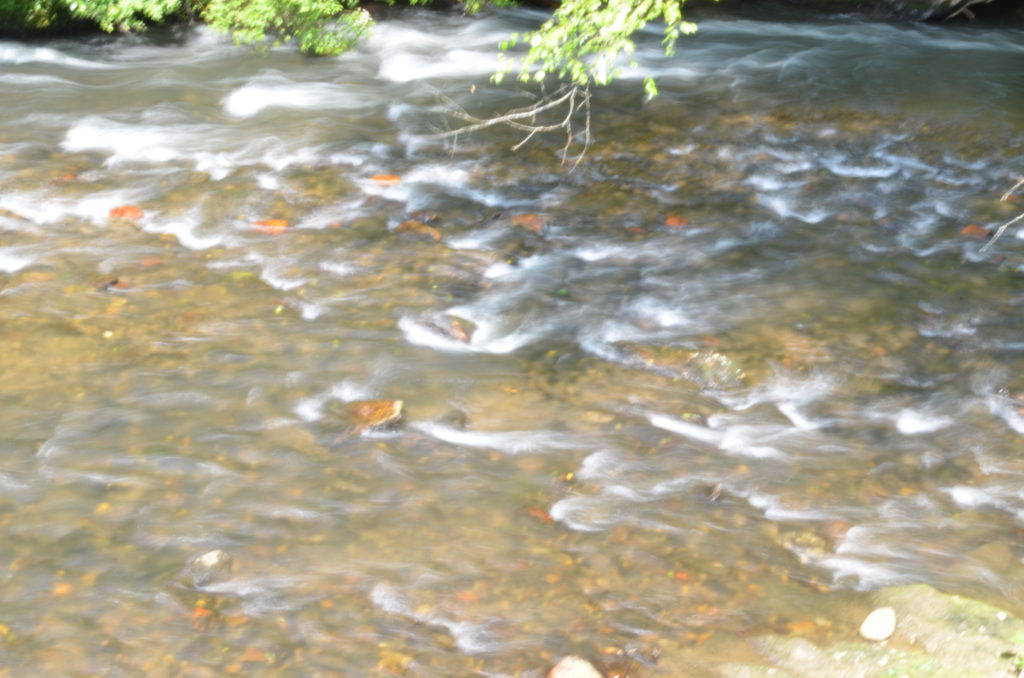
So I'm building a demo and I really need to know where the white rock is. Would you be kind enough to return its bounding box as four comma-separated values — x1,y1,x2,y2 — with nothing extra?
546,656,604,678
187,549,234,586
859,606,896,641
196,549,230,569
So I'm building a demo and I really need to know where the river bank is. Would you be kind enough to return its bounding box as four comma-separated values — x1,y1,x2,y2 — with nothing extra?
711,584,1024,678
3,0,1022,43
544,583,1024,677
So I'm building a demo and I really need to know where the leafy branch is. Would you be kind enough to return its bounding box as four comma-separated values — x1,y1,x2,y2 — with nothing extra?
494,0,696,99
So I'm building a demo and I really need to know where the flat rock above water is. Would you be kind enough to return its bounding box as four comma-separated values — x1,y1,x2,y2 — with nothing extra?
716,584,1024,678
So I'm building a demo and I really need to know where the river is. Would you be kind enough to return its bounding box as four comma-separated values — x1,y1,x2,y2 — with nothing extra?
1,7,1023,676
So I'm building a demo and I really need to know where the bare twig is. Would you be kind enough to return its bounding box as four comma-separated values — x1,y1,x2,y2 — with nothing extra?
425,84,593,167
980,211,1024,253
1000,176,1024,202
979,177,1024,252
944,0,988,21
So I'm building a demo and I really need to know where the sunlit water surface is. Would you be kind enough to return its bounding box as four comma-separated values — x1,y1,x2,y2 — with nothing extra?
1,8,1023,676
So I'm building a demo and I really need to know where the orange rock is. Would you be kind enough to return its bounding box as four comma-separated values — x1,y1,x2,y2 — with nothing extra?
109,205,144,220
237,646,269,663
524,507,554,524
511,213,545,233
454,589,479,603
252,219,289,235
960,223,991,240
348,400,403,433
52,581,74,597
787,619,817,634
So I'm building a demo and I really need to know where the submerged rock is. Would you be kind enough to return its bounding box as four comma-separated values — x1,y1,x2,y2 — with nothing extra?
547,656,604,678
347,399,404,434
859,606,896,641
615,342,746,389
426,315,475,343
407,210,439,224
776,528,831,565
395,219,441,242
185,549,233,587
510,213,545,234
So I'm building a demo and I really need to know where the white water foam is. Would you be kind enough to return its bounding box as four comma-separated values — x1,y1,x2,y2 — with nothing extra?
0,190,144,225
821,157,899,179
757,195,832,224
0,249,33,273
369,583,499,653
647,413,786,458
144,213,226,251
331,379,374,403
398,316,475,354
944,485,1015,513
984,394,1024,435
744,491,836,522
627,296,693,328
894,408,953,435
62,116,330,178
378,49,500,83
820,525,922,589
576,450,623,481
223,77,369,118
246,253,308,291
0,42,113,68
320,260,355,277
413,421,581,455
400,310,552,355
718,372,836,416
63,116,195,165
293,380,373,423
548,495,613,532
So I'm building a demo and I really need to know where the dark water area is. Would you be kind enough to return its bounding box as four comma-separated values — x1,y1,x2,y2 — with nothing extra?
1,7,1023,676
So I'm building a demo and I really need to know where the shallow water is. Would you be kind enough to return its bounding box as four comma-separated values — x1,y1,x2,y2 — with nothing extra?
1,8,1023,676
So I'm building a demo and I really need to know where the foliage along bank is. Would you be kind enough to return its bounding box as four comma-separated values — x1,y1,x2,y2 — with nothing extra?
1,0,1020,99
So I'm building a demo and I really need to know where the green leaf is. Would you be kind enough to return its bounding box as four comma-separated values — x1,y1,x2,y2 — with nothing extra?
496,0,697,95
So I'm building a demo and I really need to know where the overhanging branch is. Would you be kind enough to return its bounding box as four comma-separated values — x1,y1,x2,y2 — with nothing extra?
424,84,593,168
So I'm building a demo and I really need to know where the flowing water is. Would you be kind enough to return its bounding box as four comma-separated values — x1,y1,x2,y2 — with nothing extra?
1,7,1023,676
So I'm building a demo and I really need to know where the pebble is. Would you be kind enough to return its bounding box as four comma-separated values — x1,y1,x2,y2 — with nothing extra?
547,656,604,678
859,606,896,641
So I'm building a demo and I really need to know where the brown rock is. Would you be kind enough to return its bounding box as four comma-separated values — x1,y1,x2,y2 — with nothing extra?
428,315,475,343
511,213,545,234
395,219,441,242
348,400,404,433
